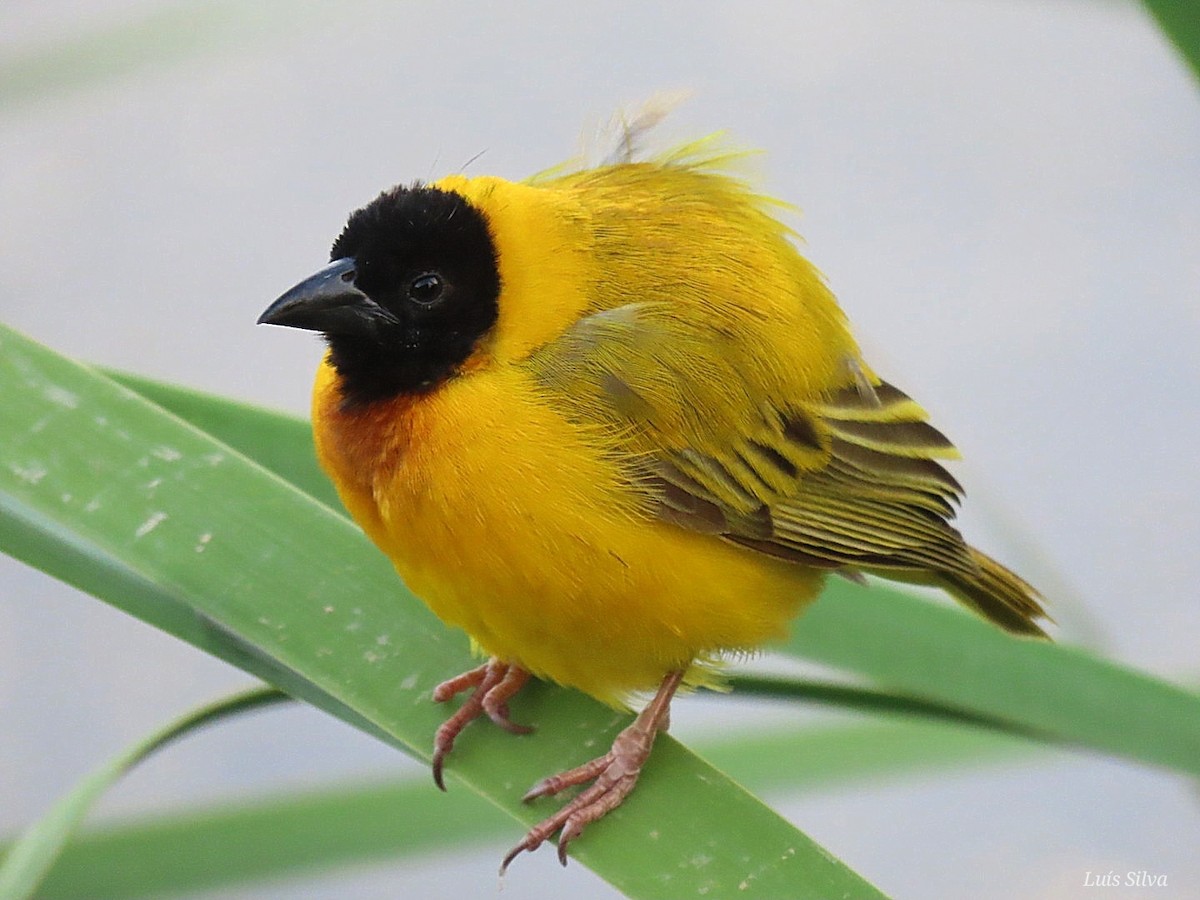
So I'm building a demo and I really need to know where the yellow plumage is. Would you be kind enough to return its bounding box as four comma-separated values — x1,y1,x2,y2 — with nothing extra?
312,339,823,704
265,132,1047,866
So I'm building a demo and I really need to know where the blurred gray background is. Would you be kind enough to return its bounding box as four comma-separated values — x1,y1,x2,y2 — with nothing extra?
2,1,1198,897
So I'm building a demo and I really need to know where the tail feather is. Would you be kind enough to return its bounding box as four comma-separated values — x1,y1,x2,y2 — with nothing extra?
943,548,1050,638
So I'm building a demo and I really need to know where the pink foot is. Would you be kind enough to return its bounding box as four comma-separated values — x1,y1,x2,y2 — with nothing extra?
501,670,684,872
431,659,532,790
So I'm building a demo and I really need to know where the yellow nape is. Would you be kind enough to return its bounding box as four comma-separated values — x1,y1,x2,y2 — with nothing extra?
431,174,596,367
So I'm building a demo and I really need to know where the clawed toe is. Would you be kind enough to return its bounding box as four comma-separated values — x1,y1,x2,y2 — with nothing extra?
429,659,531,790
431,666,685,873
499,670,684,872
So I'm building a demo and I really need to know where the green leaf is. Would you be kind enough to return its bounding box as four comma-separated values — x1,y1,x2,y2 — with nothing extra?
781,580,1200,777
18,717,1030,900
0,325,884,899
106,370,340,511
726,674,1045,738
25,776,506,900
0,687,289,900
1144,0,1200,83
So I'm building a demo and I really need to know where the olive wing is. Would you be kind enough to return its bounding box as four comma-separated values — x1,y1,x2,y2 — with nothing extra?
525,303,1045,634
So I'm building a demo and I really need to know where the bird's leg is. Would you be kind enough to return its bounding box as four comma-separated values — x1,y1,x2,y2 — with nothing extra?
431,658,532,790
501,669,684,872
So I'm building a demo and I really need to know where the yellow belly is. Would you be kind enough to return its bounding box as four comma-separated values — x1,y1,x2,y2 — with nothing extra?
313,359,823,705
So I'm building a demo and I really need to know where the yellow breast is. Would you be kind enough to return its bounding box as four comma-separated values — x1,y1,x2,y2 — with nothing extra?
311,358,823,705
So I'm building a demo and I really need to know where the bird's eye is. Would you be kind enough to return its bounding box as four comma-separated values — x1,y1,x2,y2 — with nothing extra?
408,272,445,305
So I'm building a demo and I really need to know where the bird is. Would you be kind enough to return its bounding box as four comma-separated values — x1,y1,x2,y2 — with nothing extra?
258,121,1048,872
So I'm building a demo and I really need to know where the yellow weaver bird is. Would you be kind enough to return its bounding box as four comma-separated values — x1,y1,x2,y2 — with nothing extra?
259,127,1048,870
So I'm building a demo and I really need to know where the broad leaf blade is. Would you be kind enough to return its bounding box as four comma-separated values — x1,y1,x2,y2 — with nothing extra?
783,580,1200,776
13,718,1029,900
0,325,883,899
106,370,340,511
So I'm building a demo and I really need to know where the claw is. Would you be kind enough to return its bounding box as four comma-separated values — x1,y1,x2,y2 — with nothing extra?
558,817,584,866
501,669,684,870
429,659,532,790
521,755,609,803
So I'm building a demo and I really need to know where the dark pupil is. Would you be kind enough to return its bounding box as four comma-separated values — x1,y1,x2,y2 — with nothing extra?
409,272,443,303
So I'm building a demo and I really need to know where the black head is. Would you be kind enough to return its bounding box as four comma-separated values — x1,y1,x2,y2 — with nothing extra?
259,184,501,406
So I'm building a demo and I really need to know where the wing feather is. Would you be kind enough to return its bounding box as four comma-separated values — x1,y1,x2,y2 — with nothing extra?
526,302,1047,635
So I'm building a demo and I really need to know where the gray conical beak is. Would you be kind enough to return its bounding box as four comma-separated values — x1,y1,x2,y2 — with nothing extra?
258,258,398,336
